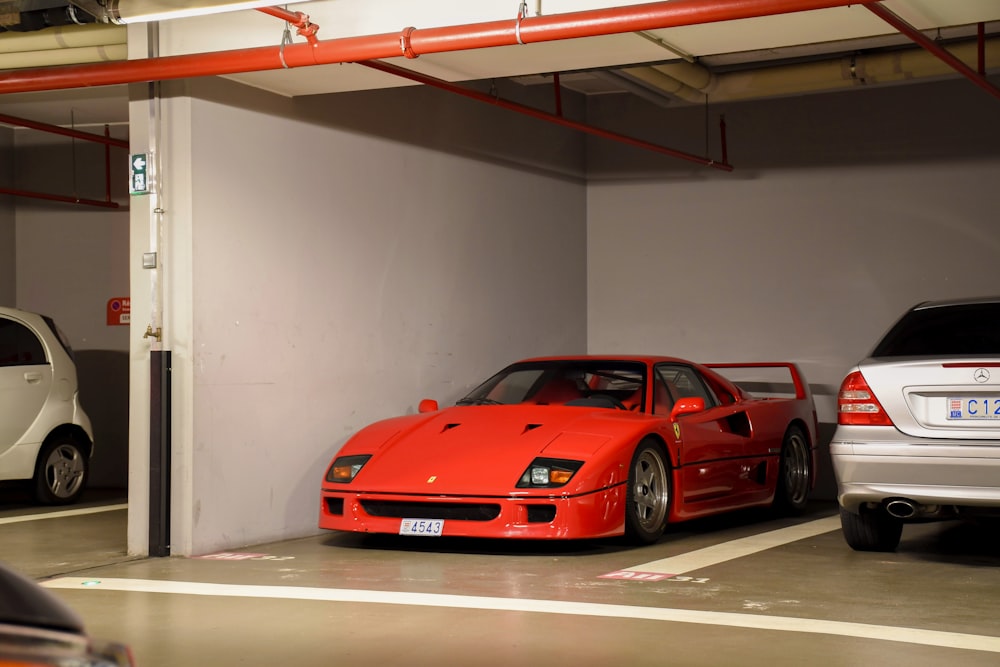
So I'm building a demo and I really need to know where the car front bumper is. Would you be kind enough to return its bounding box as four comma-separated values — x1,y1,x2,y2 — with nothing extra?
831,426,1000,514
319,485,626,539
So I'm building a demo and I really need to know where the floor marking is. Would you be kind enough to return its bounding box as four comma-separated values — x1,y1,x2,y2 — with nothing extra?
626,514,841,575
0,503,127,525
43,576,1000,654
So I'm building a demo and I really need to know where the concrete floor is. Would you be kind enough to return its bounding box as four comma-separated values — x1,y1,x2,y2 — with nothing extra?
2,489,1000,667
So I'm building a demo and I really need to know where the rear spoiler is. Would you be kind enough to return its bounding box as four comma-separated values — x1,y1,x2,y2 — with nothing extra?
705,362,810,401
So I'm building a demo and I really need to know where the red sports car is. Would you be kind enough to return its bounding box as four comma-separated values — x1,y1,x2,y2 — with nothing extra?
319,356,818,544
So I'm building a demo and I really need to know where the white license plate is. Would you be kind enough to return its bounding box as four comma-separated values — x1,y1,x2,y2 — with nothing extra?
947,397,1000,420
399,518,444,536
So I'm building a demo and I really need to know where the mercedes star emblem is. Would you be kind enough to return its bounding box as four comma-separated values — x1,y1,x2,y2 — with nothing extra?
974,368,991,383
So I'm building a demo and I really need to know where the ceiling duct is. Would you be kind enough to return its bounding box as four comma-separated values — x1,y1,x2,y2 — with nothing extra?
0,21,125,67
100,0,282,24
618,35,1000,104
0,0,95,32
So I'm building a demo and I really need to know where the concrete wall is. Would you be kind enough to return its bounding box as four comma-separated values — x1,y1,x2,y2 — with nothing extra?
130,78,588,555
585,77,1000,497
11,128,130,488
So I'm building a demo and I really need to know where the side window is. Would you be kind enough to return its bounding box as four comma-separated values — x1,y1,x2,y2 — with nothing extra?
0,318,47,367
653,364,718,414
652,372,675,415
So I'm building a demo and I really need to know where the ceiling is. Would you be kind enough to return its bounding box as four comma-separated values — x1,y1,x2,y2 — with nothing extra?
0,0,998,129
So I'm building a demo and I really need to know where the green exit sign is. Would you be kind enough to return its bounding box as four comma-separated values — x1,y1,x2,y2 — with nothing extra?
130,153,149,195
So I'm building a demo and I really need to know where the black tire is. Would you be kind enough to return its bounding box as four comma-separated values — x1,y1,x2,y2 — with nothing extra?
624,439,671,545
839,505,903,552
773,425,811,514
33,434,89,505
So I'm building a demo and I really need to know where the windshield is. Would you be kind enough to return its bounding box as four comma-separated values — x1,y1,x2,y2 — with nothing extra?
457,360,646,409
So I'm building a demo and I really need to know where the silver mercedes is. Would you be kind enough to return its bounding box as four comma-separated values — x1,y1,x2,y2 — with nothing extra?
831,296,1000,551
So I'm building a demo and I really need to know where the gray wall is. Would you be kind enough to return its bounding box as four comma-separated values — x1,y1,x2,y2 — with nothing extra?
144,79,588,554
13,128,130,488
585,77,1000,497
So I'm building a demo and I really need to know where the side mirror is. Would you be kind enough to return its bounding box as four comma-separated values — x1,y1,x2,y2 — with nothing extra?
418,398,439,413
670,396,705,420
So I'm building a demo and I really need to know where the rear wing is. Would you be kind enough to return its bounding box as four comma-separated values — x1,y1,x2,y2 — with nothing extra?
705,362,811,401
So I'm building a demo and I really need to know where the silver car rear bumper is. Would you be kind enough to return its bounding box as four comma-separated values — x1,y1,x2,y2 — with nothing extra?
831,427,1000,514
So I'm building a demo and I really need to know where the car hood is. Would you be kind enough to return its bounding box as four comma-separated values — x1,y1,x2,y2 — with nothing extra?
343,405,643,495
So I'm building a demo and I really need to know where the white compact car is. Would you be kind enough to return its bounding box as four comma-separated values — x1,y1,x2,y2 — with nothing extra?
0,306,93,504
831,297,1000,551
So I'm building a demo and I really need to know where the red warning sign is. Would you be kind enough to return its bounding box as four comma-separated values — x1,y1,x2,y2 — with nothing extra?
106,297,130,326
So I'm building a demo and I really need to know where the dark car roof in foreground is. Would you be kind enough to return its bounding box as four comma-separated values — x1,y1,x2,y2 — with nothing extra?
0,561,84,634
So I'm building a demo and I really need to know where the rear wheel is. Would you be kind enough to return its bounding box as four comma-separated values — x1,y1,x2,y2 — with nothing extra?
33,434,88,505
624,439,671,544
839,505,903,552
773,425,811,513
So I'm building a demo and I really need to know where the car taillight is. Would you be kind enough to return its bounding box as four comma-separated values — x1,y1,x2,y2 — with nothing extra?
837,371,894,426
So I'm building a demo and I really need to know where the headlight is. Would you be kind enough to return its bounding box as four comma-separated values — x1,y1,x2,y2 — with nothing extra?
326,454,372,483
516,458,583,488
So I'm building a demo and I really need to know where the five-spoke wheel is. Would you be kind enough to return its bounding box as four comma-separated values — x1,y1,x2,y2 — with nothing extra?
624,439,671,544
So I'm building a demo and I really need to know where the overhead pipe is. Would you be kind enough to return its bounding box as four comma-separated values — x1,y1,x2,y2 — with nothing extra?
625,35,1000,105
255,6,319,46
980,22,986,76
0,115,124,208
104,124,112,203
259,7,727,168
358,59,732,171
864,2,1000,103
0,22,126,69
552,71,563,117
0,23,124,54
0,187,120,208
0,111,128,149
0,0,863,95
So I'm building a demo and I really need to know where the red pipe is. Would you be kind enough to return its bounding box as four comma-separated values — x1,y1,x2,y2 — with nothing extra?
978,22,986,76
552,72,563,117
359,59,732,171
720,115,728,166
865,3,1000,103
104,124,112,203
0,0,861,94
0,187,120,208
0,120,122,209
256,6,319,46
0,111,128,149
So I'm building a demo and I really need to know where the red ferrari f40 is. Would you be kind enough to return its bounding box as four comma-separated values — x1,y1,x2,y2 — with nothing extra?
319,356,818,544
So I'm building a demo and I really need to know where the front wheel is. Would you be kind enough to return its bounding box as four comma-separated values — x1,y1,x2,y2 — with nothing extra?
773,425,811,514
839,506,903,552
33,434,89,505
624,439,671,545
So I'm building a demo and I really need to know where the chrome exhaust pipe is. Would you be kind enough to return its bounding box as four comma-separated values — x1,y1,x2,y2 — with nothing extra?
885,499,919,519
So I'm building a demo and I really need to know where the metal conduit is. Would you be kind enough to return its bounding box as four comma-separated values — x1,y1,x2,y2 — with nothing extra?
0,114,125,208
0,0,862,94
357,59,733,171
864,2,1000,103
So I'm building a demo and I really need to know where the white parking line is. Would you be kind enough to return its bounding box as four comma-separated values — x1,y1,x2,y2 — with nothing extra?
0,503,127,525
42,576,1000,654
625,515,841,574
